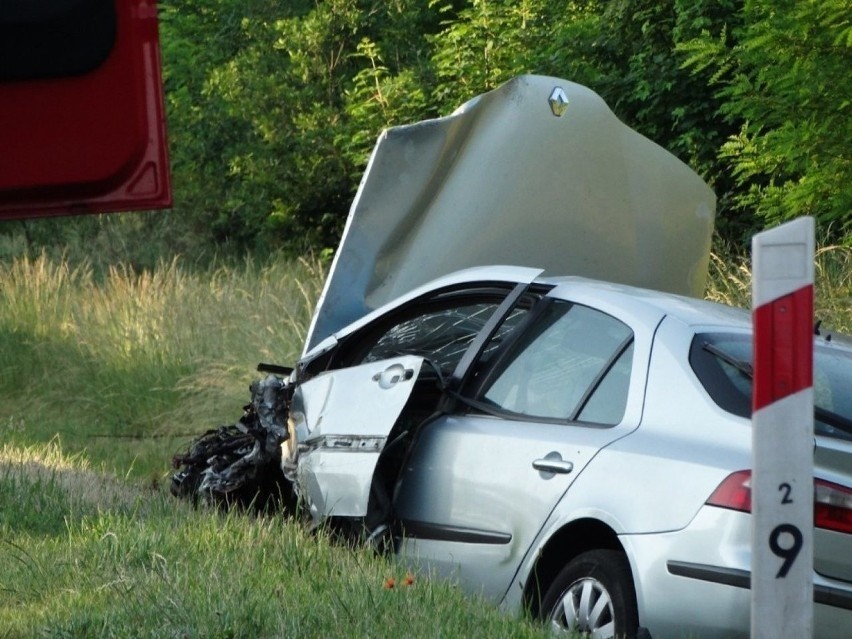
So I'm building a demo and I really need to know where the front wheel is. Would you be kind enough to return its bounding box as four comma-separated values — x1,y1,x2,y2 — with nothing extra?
541,550,639,639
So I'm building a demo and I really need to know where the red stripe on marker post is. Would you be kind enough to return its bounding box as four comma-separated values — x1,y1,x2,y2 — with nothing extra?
751,217,815,639
752,286,813,411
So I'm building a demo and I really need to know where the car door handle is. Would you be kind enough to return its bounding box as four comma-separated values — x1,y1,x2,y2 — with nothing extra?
532,458,574,474
372,363,415,389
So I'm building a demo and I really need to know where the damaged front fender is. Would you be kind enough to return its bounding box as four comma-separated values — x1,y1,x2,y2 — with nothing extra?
288,355,428,522
170,355,437,527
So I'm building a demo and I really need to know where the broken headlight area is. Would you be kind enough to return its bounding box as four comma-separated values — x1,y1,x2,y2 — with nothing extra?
170,373,297,512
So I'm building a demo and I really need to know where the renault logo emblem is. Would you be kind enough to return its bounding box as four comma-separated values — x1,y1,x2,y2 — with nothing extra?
548,87,569,117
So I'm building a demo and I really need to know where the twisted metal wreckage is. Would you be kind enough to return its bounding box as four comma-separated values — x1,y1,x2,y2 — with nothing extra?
171,370,297,512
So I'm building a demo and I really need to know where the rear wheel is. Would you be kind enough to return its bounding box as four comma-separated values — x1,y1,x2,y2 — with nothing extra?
541,550,639,639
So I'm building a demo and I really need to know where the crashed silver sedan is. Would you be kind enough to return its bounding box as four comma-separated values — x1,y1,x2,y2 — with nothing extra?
171,77,852,638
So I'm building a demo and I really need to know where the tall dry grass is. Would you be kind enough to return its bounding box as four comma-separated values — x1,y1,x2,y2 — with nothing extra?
0,253,325,479
705,243,852,333
1,246,849,638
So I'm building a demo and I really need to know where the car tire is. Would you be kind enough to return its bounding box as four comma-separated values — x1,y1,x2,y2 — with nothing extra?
541,549,639,639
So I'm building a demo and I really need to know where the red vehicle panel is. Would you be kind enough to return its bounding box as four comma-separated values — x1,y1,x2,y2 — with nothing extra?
0,0,171,219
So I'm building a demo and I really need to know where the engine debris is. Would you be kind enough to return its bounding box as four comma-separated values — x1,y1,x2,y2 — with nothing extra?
170,374,296,511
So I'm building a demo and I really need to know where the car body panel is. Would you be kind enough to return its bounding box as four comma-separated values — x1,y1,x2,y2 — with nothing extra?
389,278,664,601
814,435,852,583
290,354,425,519
499,296,852,636
304,75,715,351
0,0,171,218
395,412,637,601
816,527,852,584
291,268,852,638
625,506,852,639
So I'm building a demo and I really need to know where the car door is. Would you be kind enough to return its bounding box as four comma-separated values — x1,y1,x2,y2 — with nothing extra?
291,354,427,521
290,278,539,525
393,297,640,601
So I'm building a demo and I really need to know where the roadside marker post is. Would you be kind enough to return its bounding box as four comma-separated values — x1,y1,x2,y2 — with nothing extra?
751,217,815,639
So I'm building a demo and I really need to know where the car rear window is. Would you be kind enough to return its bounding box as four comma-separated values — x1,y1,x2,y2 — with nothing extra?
691,332,852,441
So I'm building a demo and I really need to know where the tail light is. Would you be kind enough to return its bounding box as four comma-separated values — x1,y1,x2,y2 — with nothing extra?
707,470,852,535
815,480,852,534
706,470,752,512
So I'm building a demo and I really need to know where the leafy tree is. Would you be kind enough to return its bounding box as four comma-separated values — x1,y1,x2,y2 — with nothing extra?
162,0,446,253
680,0,852,235
575,0,745,237
4,0,847,264
426,0,603,111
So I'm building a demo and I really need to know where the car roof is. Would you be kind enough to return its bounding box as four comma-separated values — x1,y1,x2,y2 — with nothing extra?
301,266,750,361
540,274,752,330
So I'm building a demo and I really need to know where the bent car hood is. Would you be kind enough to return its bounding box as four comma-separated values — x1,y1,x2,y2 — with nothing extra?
305,75,715,353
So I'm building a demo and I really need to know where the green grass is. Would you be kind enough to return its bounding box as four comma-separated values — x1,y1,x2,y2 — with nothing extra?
0,254,553,638
0,442,550,638
2,247,851,638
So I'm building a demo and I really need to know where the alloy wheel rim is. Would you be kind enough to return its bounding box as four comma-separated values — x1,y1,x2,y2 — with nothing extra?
549,577,615,638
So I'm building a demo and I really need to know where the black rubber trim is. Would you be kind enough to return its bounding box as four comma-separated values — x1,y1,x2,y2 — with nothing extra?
667,560,750,588
449,280,533,388
400,519,511,545
667,560,852,611
257,362,293,376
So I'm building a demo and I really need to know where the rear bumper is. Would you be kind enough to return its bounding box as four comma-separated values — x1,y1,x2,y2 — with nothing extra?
666,559,852,611
623,507,852,639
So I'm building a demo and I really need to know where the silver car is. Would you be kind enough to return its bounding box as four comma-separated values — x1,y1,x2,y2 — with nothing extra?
171,76,852,637
284,266,852,639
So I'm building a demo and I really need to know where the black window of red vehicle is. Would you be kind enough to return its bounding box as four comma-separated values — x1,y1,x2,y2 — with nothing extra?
0,0,117,81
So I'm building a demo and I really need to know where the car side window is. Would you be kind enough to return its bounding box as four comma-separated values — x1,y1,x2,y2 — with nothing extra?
361,302,528,375
481,300,633,424
577,342,633,424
